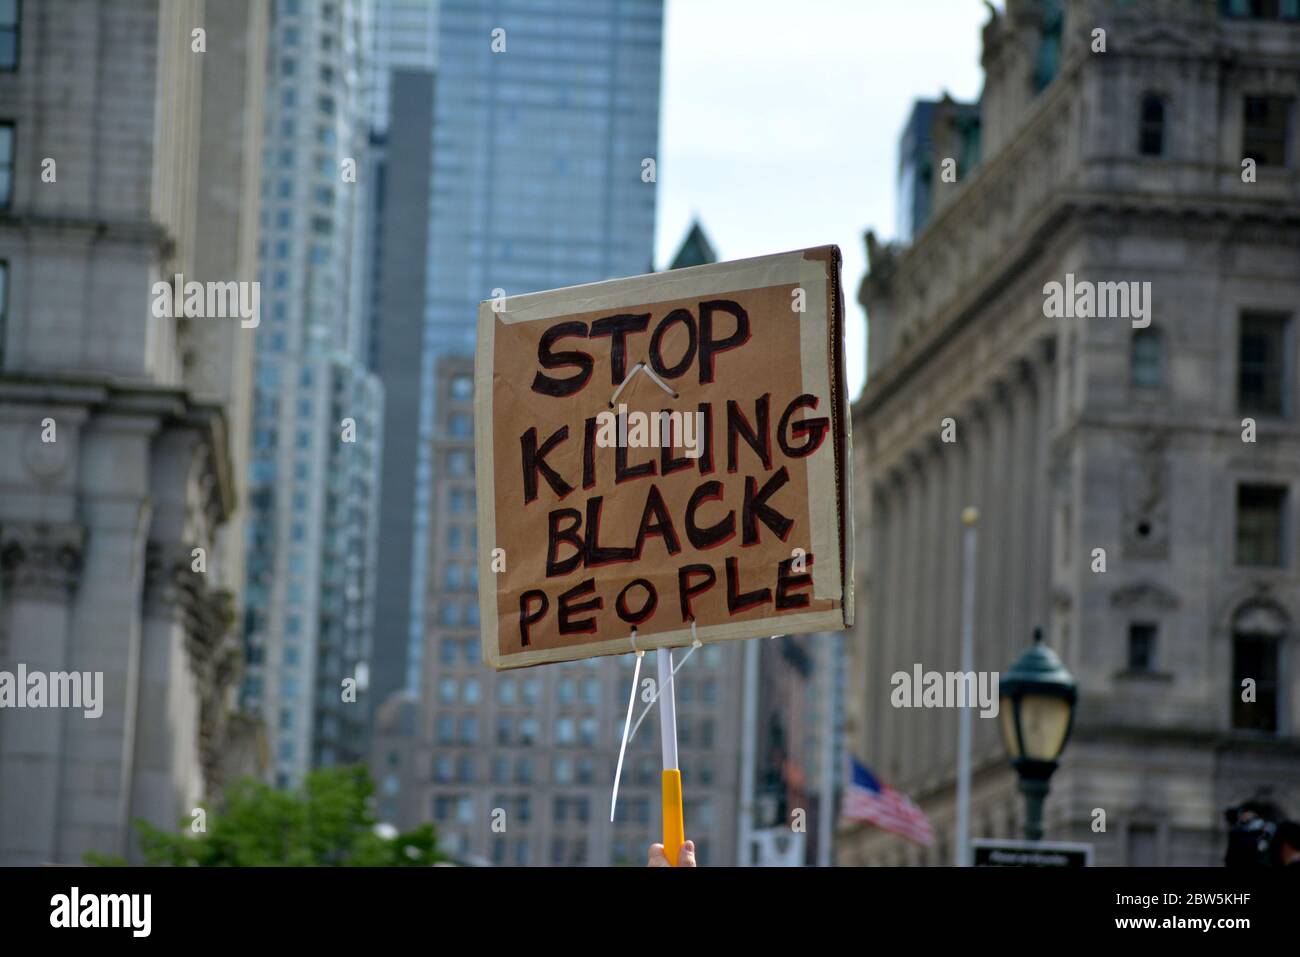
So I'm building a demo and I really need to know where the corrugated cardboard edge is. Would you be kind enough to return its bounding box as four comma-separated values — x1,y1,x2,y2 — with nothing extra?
475,245,852,670
474,299,501,669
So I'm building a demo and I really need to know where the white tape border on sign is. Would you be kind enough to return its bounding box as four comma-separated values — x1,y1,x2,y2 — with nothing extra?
484,248,815,324
797,259,840,603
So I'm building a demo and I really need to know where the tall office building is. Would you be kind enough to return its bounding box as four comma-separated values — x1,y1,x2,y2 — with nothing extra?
368,0,439,136
842,0,1300,866
0,0,268,864
242,0,384,786
427,0,662,354
369,1,665,734
369,67,437,723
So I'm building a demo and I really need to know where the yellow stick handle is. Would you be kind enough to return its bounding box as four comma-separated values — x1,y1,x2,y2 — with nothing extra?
661,768,684,867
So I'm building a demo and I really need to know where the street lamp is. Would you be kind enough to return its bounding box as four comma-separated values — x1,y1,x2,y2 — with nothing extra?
999,627,1078,842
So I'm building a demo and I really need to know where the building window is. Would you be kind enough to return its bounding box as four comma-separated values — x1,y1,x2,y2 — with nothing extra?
1131,328,1164,388
0,122,13,208
451,375,473,400
515,757,533,784
0,0,18,70
1139,94,1166,156
1126,823,1158,866
1033,0,1063,93
434,755,453,783
1238,312,1290,416
436,715,454,745
496,678,516,705
555,716,575,744
439,677,457,704
0,260,7,366
1232,626,1281,734
1236,484,1287,567
459,716,478,745
1127,622,1158,671
1242,94,1292,167
1222,0,1300,19
519,716,538,744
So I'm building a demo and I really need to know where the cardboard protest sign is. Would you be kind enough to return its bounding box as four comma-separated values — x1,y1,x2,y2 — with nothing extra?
475,246,854,670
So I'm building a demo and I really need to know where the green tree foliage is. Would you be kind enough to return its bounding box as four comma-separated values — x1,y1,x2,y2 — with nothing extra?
89,766,444,867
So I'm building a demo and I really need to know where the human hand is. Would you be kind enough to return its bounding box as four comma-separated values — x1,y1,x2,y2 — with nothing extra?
647,840,697,867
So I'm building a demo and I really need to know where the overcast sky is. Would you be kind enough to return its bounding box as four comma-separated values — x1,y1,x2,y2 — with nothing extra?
655,0,990,399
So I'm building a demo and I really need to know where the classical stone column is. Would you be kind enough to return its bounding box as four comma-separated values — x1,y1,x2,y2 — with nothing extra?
901,453,927,782
1032,339,1057,636
868,480,892,768
132,541,210,860
985,383,1018,756
129,425,229,860
0,521,85,865
943,432,967,774
972,391,1002,757
919,439,944,785
882,472,909,780
1007,362,1036,661
59,413,157,864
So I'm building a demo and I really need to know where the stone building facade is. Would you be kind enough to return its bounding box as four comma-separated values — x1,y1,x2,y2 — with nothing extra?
0,0,268,864
840,0,1300,866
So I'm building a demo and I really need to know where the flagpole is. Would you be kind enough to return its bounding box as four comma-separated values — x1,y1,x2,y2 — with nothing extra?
658,647,685,866
956,507,979,867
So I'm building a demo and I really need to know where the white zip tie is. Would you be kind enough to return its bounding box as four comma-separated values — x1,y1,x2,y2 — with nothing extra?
625,624,703,746
608,361,678,408
610,634,643,822
640,363,679,399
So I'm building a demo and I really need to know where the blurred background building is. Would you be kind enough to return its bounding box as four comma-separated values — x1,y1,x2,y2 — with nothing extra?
0,0,268,864
843,0,1300,866
240,0,385,788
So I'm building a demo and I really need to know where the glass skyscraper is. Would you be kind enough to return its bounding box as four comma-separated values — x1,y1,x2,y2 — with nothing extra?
401,0,664,701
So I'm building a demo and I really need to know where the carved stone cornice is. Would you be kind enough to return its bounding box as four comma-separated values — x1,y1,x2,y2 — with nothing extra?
0,521,85,601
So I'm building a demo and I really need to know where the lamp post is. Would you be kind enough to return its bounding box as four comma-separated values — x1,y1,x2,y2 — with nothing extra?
998,627,1078,842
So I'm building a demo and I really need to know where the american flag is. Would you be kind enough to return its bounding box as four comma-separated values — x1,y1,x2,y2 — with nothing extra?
841,757,934,846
